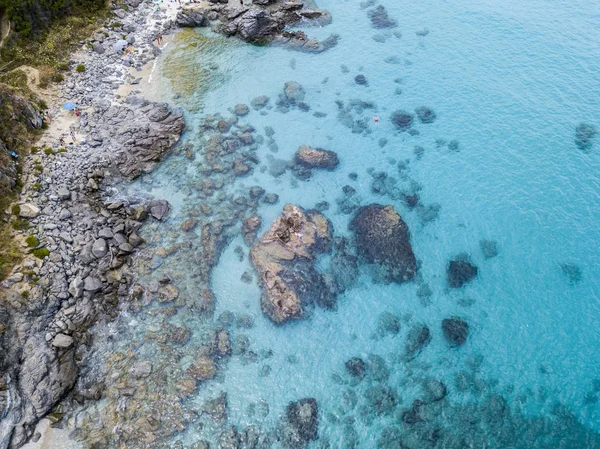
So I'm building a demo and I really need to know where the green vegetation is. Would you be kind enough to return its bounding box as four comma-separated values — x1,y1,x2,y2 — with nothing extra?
34,164,43,172
10,204,20,215
30,146,39,154
75,64,85,73
20,290,29,299
43,147,54,155
32,183,41,190
57,147,67,153
25,235,39,247
11,218,29,230
32,247,49,259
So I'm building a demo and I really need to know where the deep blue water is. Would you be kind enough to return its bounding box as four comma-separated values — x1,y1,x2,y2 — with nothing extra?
101,0,600,446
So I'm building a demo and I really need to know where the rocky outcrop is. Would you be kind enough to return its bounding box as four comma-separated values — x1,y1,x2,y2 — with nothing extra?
447,257,478,288
442,317,469,346
88,97,185,179
176,2,338,53
294,145,340,170
349,204,417,283
250,204,334,324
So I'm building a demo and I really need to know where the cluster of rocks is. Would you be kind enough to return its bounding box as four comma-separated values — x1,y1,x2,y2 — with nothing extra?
176,0,339,53
0,0,186,447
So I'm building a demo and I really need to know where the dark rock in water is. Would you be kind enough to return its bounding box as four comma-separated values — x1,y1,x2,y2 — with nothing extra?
421,378,447,403
575,123,597,151
560,263,582,284
375,312,401,338
404,324,431,359
355,74,368,85
242,215,262,245
314,201,330,212
402,193,419,209
263,193,279,204
147,200,170,220
329,237,358,293
442,317,469,346
367,5,397,28
448,140,460,151
402,400,424,424
447,259,478,288
294,145,340,170
234,103,250,116
349,172,358,180
250,204,334,323
349,204,417,283
176,9,207,27
414,106,436,124
283,398,319,448
390,110,414,131
345,357,366,378
224,9,279,42
283,81,306,105
364,385,398,416
480,239,499,259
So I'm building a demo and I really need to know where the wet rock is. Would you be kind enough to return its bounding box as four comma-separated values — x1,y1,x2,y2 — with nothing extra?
390,110,414,131
447,258,478,288
294,145,340,170
187,355,217,380
283,398,319,448
157,283,179,302
575,123,597,151
52,333,74,348
414,106,436,124
218,427,240,449
217,311,235,328
242,215,262,245
283,81,306,105
367,5,397,28
176,9,208,27
249,186,266,199
404,324,431,359
479,239,499,259
18,203,40,218
250,204,334,324
225,9,279,42
148,199,170,220
349,204,417,283
442,317,469,346
234,104,250,116
345,357,366,379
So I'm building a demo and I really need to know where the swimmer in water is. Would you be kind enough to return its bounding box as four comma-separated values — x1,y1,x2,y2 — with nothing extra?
374,116,379,123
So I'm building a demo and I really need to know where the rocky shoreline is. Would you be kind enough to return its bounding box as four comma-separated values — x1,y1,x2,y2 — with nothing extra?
0,0,343,446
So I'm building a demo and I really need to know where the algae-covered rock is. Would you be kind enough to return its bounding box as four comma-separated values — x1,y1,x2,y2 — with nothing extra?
349,204,417,283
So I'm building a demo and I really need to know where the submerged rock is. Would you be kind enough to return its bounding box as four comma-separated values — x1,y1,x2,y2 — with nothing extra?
404,324,431,359
250,204,334,324
480,239,499,259
442,317,469,346
294,145,340,170
349,204,417,283
367,5,397,28
390,110,414,131
283,398,319,448
414,106,436,124
575,123,597,151
345,357,367,379
447,258,478,288
284,81,306,105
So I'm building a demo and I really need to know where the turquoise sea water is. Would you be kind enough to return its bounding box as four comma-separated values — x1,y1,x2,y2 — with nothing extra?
97,0,600,447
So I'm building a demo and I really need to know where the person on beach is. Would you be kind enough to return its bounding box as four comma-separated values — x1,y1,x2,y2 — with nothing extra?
60,137,66,147
70,131,77,143
156,32,163,45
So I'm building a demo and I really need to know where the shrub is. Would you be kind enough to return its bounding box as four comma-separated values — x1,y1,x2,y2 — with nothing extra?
30,146,39,154
111,21,122,29
11,204,21,215
76,64,86,73
38,100,48,110
41,122,49,130
44,148,54,155
25,235,39,247
52,73,65,83
32,183,41,191
21,290,30,299
11,219,29,231
57,148,67,153
34,164,43,172
32,248,50,259
57,63,70,72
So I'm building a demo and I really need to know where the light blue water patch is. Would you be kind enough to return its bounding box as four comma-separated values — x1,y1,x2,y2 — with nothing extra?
115,0,600,445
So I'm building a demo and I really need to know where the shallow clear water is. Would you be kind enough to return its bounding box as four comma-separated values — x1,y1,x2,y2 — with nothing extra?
92,0,600,447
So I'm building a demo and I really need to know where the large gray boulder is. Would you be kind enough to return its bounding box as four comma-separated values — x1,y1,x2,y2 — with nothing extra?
224,9,279,41
176,9,208,27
